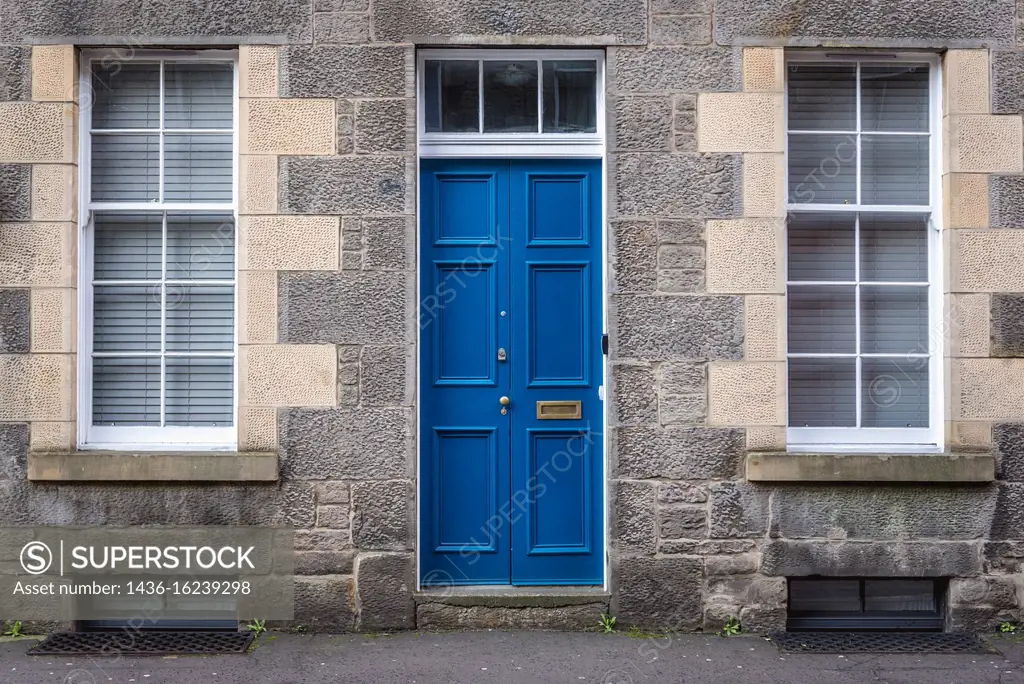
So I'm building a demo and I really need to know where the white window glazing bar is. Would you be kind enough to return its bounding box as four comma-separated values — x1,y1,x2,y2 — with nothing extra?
536,59,543,133
159,211,168,427
158,60,165,204
477,60,484,134
853,212,862,429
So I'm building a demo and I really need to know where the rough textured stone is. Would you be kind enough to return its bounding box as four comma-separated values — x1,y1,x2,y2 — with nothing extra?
613,294,743,361
614,480,656,553
0,164,30,221
350,480,413,550
617,427,744,479
705,553,757,576
0,46,30,101
613,96,672,151
948,605,1018,633
658,506,707,539
610,220,656,293
616,557,703,630
658,483,707,504
651,15,711,45
612,364,657,425
282,45,406,98
770,486,997,540
614,153,740,217
714,0,1015,48
279,271,413,345
281,156,408,214
355,99,411,153
362,216,414,271
760,540,983,577
949,576,1018,608
613,46,740,93
416,602,607,630
314,11,370,44
355,552,415,630
1,0,314,42
293,576,355,631
0,288,30,353
993,50,1024,114
295,550,355,575
992,294,1024,357
280,408,411,480
657,218,703,244
991,483,1024,539
373,0,646,43
0,423,28,480
995,423,1024,481
709,481,769,538
990,175,1024,229
361,346,413,406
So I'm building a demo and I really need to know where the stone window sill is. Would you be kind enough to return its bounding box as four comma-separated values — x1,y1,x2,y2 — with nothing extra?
27,451,279,482
745,452,995,483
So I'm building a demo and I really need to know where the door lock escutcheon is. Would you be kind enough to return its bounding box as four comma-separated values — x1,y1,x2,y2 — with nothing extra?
497,348,507,361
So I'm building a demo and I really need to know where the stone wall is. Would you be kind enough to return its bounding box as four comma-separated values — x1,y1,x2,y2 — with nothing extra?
0,0,1022,634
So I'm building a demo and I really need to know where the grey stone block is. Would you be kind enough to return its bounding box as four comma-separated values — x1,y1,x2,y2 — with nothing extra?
991,483,1024,539
705,553,757,575
1,0,314,42
948,605,1018,633
995,423,1024,482
617,427,744,479
612,96,672,151
295,529,350,551
659,362,705,393
656,218,703,244
279,271,413,345
769,485,997,540
709,481,769,538
616,557,703,630
355,552,415,630
316,0,367,9
361,345,413,406
657,269,704,293
0,289,30,354
613,46,740,93
0,47,29,101
295,550,355,575
372,0,646,44
985,540,1024,573
611,364,658,425
658,393,706,424
658,483,707,504
614,480,656,553
652,0,711,11
658,245,704,270
351,480,413,550
658,506,707,539
739,605,786,634
614,153,740,217
280,156,409,215
613,294,743,361
313,11,370,44
651,15,711,45
317,504,351,528
293,576,356,631
990,174,1024,229
416,602,607,630
948,577,1018,609
760,540,983,577
714,0,1015,48
0,423,28,480
282,45,407,98
610,220,657,294
0,165,30,222
992,294,1024,357
355,99,412,153
279,407,412,480
363,216,414,271
993,51,1024,114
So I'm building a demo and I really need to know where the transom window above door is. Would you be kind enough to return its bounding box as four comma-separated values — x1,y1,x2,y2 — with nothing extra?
417,49,604,157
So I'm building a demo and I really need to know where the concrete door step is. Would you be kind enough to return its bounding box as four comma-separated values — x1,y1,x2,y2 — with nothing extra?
413,586,611,630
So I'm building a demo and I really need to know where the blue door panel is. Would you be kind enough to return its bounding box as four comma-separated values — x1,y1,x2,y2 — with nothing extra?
420,158,603,587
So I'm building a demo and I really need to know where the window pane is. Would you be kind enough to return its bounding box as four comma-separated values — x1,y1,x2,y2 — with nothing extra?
861,135,929,205
862,358,929,427
424,60,479,133
164,63,233,129
861,65,930,133
789,358,856,427
789,580,862,612
167,214,235,280
483,61,538,133
787,213,855,281
788,285,856,354
859,213,928,282
91,134,159,201
93,286,161,352
787,64,856,131
864,580,936,612
542,60,597,133
787,134,857,204
165,357,233,426
166,286,234,352
91,63,160,129
94,213,163,280
164,134,233,202
861,286,929,354
93,357,161,426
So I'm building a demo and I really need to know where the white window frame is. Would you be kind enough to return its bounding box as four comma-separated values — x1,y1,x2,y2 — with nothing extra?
784,52,944,454
77,49,239,451
417,48,605,158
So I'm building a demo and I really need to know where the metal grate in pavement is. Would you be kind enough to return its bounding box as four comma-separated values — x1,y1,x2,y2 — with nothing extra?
28,631,254,656
771,631,991,654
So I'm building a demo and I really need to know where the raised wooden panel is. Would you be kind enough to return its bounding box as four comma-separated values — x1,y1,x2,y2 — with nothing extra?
527,173,589,245
432,261,496,385
527,262,589,387
526,429,592,554
433,428,498,553
434,173,497,244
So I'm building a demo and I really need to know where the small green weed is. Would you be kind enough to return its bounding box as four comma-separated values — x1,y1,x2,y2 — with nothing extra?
246,619,267,637
599,614,617,634
2,621,23,638
721,616,741,636
1001,621,1019,634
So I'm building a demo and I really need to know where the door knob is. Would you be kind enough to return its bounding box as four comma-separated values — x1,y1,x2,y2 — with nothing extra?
499,396,510,406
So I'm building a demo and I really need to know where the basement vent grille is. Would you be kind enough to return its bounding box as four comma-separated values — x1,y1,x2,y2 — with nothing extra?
28,631,254,656
771,631,991,654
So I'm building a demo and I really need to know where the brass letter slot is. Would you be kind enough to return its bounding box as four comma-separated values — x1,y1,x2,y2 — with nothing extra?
536,400,582,420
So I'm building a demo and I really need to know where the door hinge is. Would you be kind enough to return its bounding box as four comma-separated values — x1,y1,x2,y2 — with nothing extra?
601,334,608,355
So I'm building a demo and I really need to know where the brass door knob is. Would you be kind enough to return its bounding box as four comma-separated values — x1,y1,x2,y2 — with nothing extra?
499,396,510,406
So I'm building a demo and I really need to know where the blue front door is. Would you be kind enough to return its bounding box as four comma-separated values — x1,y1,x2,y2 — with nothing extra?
420,158,604,586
